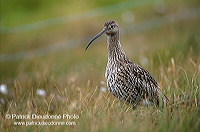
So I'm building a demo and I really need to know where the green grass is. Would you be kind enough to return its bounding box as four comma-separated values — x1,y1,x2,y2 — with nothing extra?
0,51,199,132
0,0,200,132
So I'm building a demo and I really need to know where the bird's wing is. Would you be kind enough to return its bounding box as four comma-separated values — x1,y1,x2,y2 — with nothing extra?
126,62,169,104
119,62,160,101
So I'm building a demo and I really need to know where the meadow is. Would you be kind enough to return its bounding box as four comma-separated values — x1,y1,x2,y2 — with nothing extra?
0,0,199,131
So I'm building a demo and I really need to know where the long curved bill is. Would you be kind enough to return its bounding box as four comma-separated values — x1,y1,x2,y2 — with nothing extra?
85,29,106,50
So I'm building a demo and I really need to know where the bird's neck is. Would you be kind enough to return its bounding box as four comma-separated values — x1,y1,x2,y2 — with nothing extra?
107,32,126,63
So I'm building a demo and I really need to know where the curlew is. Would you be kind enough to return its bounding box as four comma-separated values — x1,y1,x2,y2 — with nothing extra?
85,20,169,108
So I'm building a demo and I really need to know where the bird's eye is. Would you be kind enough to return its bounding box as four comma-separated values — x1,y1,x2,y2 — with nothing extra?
110,25,114,29
108,25,114,29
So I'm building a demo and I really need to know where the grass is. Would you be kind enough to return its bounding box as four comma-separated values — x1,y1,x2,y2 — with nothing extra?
0,52,199,132
0,0,200,132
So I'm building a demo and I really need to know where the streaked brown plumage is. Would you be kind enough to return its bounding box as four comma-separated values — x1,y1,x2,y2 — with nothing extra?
85,20,169,108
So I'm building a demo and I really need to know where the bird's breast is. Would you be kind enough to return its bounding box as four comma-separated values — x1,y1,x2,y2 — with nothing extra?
105,64,123,91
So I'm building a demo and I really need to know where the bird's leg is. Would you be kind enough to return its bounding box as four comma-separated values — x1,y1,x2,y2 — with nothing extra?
132,105,137,110
132,96,141,110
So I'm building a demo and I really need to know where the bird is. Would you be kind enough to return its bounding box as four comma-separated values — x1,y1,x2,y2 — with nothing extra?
85,20,169,108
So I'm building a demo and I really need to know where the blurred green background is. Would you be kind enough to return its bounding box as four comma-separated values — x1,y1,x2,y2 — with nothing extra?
0,0,200,131
0,0,199,80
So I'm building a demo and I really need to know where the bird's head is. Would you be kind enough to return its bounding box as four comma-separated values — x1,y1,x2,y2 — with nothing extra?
85,20,119,50
104,20,119,35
